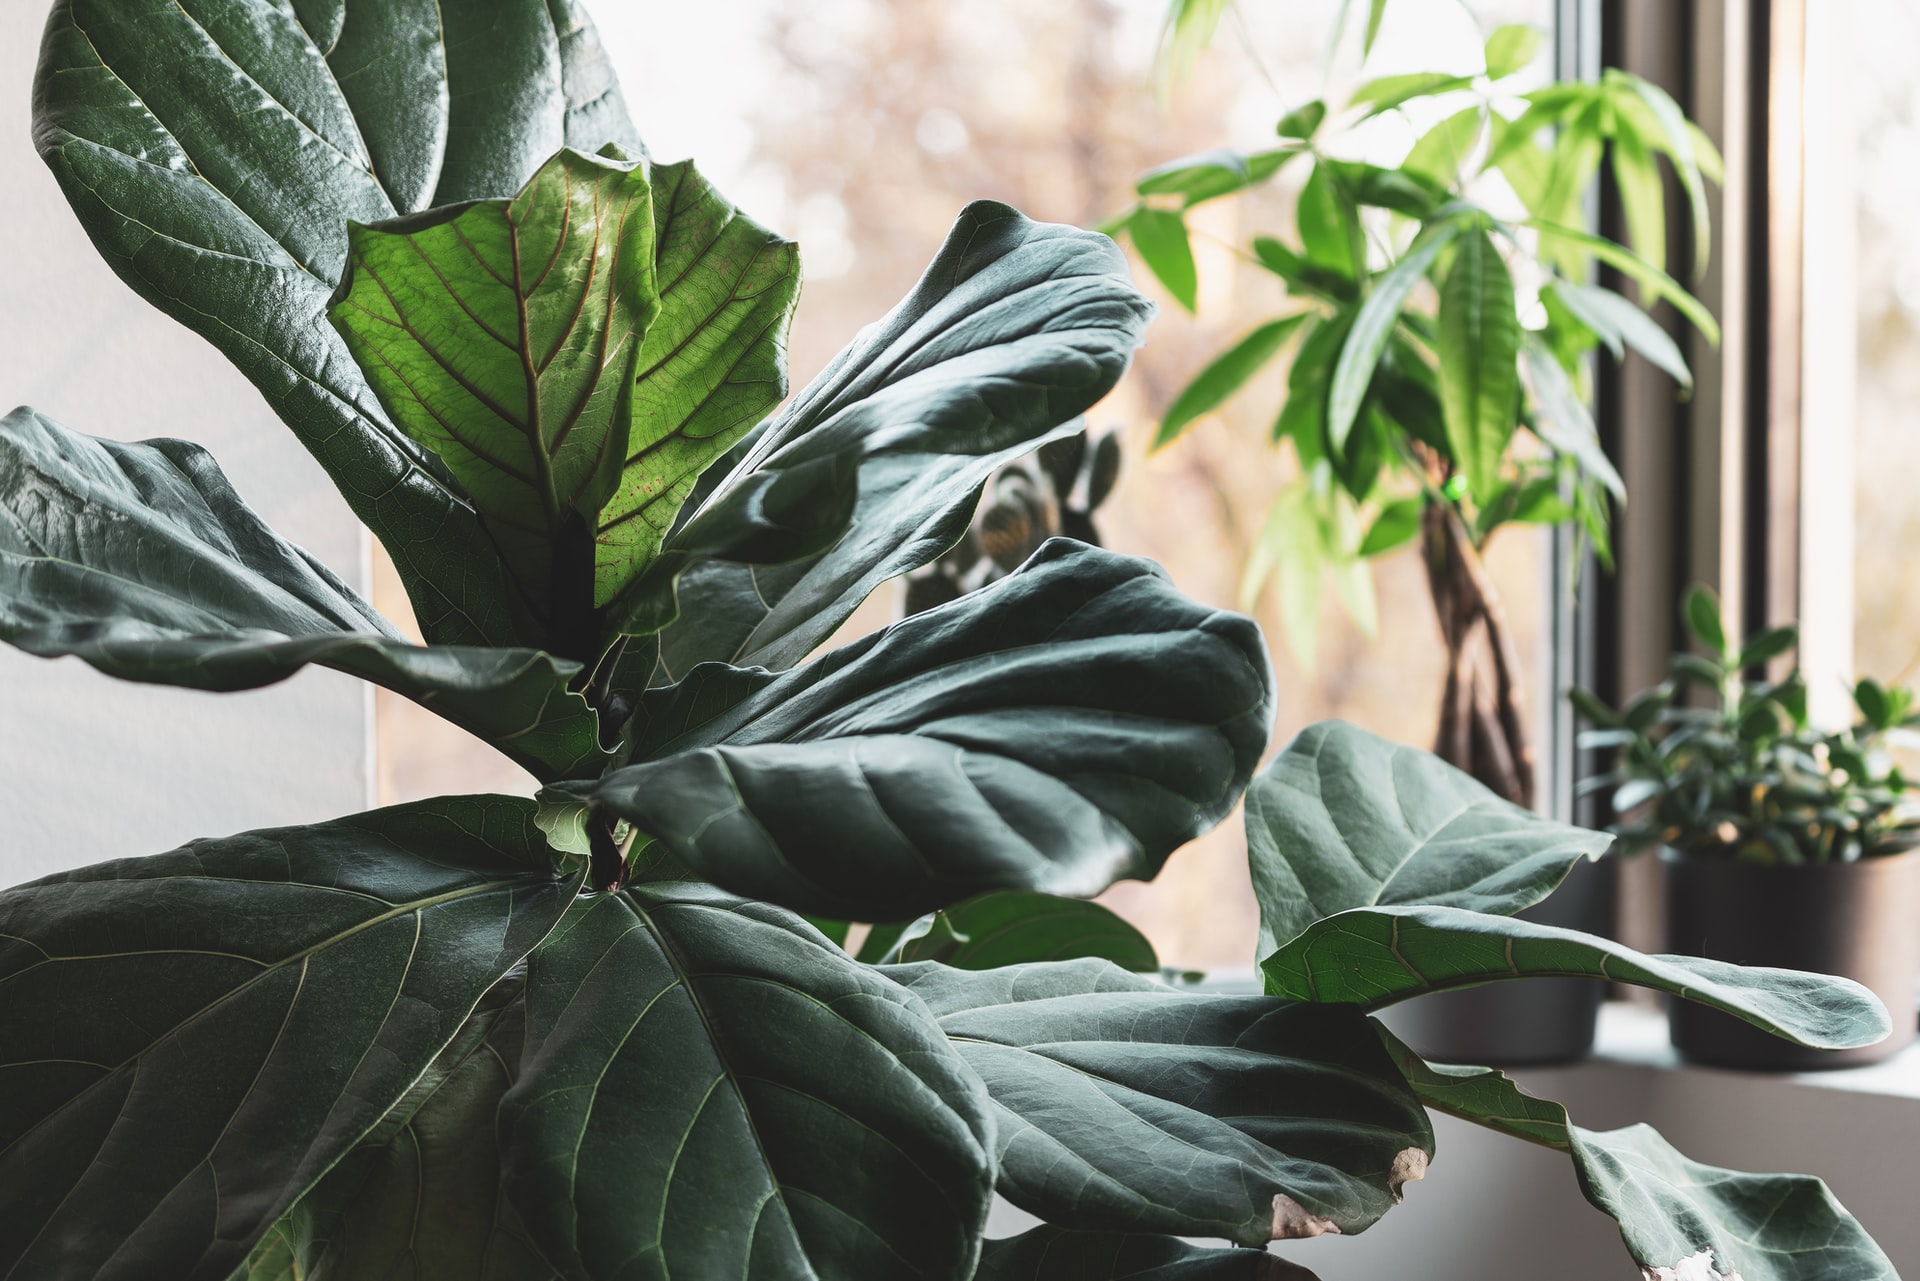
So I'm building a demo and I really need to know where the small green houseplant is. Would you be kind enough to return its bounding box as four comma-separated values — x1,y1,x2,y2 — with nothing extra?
1576,587,1920,1067
0,2,1896,1277
1108,6,1719,807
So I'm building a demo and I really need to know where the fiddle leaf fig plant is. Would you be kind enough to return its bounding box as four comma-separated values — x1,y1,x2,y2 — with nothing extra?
0,2,1898,1278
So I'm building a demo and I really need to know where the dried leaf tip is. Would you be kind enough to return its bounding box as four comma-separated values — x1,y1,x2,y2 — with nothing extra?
1642,1249,1744,1281
1388,1146,1429,1202
1269,1193,1341,1240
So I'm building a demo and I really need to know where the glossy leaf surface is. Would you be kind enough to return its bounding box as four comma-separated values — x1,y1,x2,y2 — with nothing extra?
1246,721,1613,952
0,408,600,779
890,959,1432,1246
1389,1041,1897,1281
34,0,643,648
629,202,1154,680
331,148,659,626
978,1229,1317,1280
0,797,579,1281
572,541,1272,920
283,981,558,1279
499,884,995,1280
1265,904,1891,1051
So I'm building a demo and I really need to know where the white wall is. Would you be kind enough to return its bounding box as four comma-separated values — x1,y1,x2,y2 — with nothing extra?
0,5,372,884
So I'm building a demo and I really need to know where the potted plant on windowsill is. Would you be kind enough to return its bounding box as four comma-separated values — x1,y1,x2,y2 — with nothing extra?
1575,587,1920,1069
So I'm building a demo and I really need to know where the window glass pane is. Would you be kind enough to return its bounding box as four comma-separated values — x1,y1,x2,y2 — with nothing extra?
375,0,1560,968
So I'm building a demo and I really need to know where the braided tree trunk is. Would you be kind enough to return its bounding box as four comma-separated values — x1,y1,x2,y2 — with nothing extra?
1420,488,1535,809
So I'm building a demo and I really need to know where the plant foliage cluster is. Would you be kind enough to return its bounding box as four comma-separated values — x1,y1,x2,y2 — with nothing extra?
1577,588,1920,863
0,2,1898,1278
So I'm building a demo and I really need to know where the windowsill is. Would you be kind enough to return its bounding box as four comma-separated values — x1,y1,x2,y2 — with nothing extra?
1582,999,1920,1100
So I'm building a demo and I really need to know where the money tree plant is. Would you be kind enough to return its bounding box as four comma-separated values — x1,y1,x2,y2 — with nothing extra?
0,3,1894,1280
1108,7,1720,807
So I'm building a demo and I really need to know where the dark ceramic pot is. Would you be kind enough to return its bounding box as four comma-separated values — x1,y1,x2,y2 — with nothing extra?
1665,847,1920,1070
1374,855,1616,1065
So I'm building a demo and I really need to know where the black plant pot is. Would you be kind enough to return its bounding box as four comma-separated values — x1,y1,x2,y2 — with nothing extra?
1665,848,1920,1070
1374,855,1616,1066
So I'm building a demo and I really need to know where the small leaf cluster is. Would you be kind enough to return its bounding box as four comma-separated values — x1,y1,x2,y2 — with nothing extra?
1106,11,1718,657
1574,587,1920,862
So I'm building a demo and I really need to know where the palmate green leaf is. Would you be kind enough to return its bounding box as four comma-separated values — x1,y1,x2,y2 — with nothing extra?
0,407,602,780
34,0,642,649
330,148,659,648
615,203,1153,682
1384,1039,1897,1281
1547,280,1693,390
1435,227,1520,501
978,1228,1317,1280
1528,220,1721,342
569,541,1272,920
498,884,996,1280
1157,314,1310,448
1135,147,1300,207
1264,904,1892,1053
887,960,1434,1246
1246,721,1613,953
280,979,559,1280
1521,337,1626,500
1326,221,1461,452
1128,207,1199,311
0,796,580,1281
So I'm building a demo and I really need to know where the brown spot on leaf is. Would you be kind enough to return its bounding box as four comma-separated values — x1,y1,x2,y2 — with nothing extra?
1389,1146,1429,1202
1269,1193,1341,1241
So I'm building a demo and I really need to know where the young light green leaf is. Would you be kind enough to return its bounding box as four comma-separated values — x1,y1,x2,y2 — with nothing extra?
330,148,661,646
1521,337,1626,499
1383,1038,1898,1281
1483,24,1543,80
1620,72,1715,272
1328,222,1461,451
593,158,801,606
1530,220,1721,342
1404,106,1487,189
1267,905,1890,1053
1436,227,1521,500
1157,0,1230,88
1246,721,1613,952
1610,124,1669,274
1241,483,1324,672
1157,314,1310,448
1359,496,1425,557
1548,280,1693,390
1276,100,1328,141
1351,72,1475,117
1684,584,1730,656
1362,0,1389,53
1297,164,1360,279
1128,207,1200,310
888,960,1434,1245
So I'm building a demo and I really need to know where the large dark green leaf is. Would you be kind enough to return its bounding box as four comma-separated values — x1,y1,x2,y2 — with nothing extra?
498,884,995,1280
1435,227,1520,500
569,540,1272,920
887,960,1432,1246
1264,904,1892,1052
0,407,602,779
623,201,1154,681
279,979,559,1280
0,796,580,1281
330,147,659,638
33,0,642,647
978,1228,1317,1280
894,891,1159,971
1386,1038,1897,1281
1246,722,1613,953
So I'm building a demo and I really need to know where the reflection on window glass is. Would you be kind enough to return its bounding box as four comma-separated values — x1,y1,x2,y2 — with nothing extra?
375,0,1558,968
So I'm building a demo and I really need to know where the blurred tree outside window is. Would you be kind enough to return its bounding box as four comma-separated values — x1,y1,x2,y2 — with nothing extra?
372,0,1557,969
